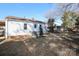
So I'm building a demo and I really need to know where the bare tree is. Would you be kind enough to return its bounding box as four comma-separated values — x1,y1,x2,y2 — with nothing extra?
44,9,58,32
57,3,79,12
45,3,79,19
47,18,55,32
44,3,79,32
57,3,79,31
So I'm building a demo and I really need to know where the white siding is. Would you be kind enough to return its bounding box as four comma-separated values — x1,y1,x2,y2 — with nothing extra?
6,21,47,37
7,21,33,36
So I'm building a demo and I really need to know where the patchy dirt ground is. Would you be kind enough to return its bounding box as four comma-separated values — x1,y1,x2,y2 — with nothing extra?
0,33,79,56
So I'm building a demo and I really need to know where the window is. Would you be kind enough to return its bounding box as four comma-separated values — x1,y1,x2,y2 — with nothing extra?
24,23,27,30
34,24,37,28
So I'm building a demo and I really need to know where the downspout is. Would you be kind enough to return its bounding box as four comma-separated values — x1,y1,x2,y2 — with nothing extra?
5,18,8,39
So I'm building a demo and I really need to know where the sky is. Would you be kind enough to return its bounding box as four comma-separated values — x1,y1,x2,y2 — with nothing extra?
0,3,62,26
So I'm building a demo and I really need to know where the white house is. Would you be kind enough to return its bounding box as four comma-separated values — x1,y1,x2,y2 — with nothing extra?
5,16,47,39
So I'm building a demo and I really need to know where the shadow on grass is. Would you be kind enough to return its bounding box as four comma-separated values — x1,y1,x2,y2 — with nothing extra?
0,40,58,56
60,33,79,55
0,41,30,56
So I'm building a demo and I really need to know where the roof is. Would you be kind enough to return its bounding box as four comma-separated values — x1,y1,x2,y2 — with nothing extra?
5,16,46,24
